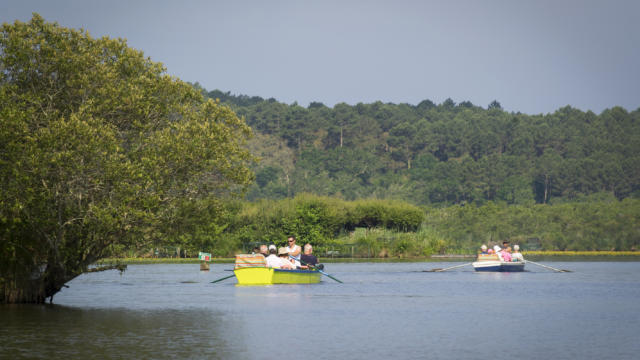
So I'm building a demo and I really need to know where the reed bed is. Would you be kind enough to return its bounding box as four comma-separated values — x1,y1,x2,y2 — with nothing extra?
522,251,640,256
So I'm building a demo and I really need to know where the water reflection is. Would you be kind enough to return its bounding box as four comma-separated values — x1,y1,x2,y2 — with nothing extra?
0,305,237,359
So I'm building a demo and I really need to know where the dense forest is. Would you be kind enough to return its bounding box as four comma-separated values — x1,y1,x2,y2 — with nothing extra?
164,89,638,257
205,89,639,207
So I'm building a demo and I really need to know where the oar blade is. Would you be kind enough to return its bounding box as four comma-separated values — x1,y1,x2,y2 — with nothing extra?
427,262,472,272
210,273,236,284
526,260,571,273
324,272,343,283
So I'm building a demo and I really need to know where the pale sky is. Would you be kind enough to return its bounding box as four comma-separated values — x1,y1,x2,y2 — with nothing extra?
2,0,639,114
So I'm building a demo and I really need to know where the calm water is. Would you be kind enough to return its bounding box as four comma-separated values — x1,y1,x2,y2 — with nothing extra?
2,262,640,359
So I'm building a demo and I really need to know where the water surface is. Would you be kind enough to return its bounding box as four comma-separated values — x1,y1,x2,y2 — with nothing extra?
2,262,639,359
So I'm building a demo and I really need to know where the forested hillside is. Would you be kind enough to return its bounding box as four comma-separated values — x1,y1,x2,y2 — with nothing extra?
206,89,640,206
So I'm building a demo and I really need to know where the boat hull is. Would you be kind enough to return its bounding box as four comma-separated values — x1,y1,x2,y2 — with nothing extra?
472,260,525,272
234,267,322,285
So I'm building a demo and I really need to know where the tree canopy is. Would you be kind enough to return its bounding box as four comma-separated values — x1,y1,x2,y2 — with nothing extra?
208,91,639,206
0,14,254,303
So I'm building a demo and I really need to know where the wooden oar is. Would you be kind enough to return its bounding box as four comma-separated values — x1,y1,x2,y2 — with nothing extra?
425,262,472,272
293,256,343,283
210,273,236,283
526,260,572,273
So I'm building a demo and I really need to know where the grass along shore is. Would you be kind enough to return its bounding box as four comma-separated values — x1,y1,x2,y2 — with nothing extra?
522,251,639,256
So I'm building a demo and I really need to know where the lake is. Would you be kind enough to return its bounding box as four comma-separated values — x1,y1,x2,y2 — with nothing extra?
2,261,640,359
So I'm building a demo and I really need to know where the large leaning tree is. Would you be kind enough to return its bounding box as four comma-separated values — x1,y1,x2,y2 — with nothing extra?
0,14,255,303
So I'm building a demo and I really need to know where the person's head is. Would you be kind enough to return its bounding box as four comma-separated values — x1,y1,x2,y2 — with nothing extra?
252,246,259,253
278,247,289,257
506,246,512,253
260,244,268,255
493,245,501,253
513,244,520,252
268,244,277,255
502,240,509,248
480,244,487,251
304,243,313,255
287,236,296,247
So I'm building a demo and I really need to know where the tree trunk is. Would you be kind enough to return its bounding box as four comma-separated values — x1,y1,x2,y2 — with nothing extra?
544,174,550,204
2,263,125,303
2,279,47,304
3,266,66,304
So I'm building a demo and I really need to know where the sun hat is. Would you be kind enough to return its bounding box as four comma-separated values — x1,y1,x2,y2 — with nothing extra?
481,244,487,251
493,245,501,252
268,244,276,251
277,247,289,256
513,245,520,251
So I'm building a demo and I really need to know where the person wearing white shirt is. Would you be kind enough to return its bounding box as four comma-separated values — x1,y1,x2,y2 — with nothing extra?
265,245,281,268
276,247,294,269
512,245,525,262
493,245,504,261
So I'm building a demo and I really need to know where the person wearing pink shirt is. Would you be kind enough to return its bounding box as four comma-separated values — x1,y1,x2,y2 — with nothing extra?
502,247,512,262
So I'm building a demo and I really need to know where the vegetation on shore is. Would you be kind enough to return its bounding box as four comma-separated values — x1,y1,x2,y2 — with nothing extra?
112,194,639,259
97,250,640,266
522,251,640,256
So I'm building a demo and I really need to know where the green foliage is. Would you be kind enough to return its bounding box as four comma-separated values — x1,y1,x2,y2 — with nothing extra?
315,198,640,258
0,15,254,303
222,195,424,252
352,199,424,231
422,199,640,252
204,89,639,207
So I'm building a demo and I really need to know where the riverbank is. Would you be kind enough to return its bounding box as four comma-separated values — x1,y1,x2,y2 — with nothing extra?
523,251,639,256
96,251,640,265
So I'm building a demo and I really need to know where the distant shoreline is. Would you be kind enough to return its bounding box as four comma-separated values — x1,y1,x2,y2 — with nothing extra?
96,251,639,265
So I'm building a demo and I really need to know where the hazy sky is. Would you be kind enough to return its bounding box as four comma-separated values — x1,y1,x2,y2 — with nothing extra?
2,0,639,114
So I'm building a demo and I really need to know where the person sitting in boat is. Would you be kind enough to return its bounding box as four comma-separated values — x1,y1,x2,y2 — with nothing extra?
277,247,295,269
259,244,269,257
493,246,503,261
300,243,318,269
480,244,488,254
502,240,510,250
286,235,302,268
512,245,524,262
265,245,281,268
502,246,512,262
